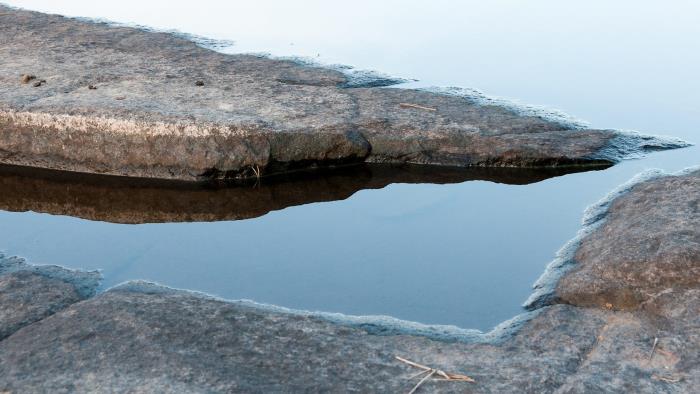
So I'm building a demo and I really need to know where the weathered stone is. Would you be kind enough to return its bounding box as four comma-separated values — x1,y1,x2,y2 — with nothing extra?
0,271,81,341
0,168,697,392
0,254,99,341
0,6,686,182
556,169,700,310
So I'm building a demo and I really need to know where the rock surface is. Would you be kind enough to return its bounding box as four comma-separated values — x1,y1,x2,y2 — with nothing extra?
0,6,686,181
0,162,605,224
0,169,697,392
557,171,700,310
0,255,99,341
0,270,83,341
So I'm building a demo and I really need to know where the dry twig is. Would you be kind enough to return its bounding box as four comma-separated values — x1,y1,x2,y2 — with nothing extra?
408,369,436,394
395,356,474,393
652,374,682,383
399,103,437,112
649,337,659,361
251,164,262,179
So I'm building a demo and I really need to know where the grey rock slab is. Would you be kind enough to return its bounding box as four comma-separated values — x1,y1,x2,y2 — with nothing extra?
0,284,694,393
0,6,686,181
0,254,99,341
0,270,82,341
556,169,700,310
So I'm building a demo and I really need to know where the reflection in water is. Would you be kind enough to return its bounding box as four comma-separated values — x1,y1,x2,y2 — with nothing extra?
0,163,608,224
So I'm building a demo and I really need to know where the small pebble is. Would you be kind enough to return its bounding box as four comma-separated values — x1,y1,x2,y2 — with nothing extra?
20,74,36,84
32,81,43,87
88,85,97,90
115,96,126,100
195,80,204,86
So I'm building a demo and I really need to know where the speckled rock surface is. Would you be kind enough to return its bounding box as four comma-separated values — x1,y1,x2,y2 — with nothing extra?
556,170,700,310
0,169,697,392
0,270,82,341
0,6,685,181
0,254,99,341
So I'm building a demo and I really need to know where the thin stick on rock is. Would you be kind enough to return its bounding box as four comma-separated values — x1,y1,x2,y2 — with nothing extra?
436,369,451,380
407,369,432,380
396,356,431,371
445,372,476,381
649,337,659,361
399,103,437,112
395,355,475,393
652,374,682,383
408,369,435,394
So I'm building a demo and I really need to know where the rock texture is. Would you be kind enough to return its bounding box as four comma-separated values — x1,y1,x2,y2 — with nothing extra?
0,169,697,392
0,162,605,224
556,172,700,310
0,270,83,341
0,255,99,341
0,6,685,181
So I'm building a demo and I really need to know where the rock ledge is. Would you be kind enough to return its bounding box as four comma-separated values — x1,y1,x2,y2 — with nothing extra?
0,6,688,181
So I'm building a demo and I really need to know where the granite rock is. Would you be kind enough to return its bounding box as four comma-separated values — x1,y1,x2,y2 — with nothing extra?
0,6,686,181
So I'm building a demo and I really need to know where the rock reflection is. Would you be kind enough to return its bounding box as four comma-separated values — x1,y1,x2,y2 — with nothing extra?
0,163,609,224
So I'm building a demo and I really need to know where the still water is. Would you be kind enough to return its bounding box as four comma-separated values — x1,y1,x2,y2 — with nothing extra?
1,1,698,330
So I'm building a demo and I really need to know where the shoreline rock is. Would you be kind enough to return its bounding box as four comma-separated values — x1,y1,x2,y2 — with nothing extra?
0,6,688,182
1,168,697,392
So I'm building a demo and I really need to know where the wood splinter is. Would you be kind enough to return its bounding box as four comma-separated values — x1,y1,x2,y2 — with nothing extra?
395,356,474,394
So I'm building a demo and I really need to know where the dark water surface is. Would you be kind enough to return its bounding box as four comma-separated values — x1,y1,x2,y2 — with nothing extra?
2,1,699,330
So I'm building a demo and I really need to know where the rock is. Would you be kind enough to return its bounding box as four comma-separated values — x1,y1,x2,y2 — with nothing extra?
19,74,35,84
555,169,700,310
88,84,97,90
0,6,688,182
0,270,82,341
0,168,697,392
194,80,204,86
0,255,100,341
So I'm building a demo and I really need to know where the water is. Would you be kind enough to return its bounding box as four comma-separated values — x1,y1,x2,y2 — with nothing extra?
1,1,698,331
